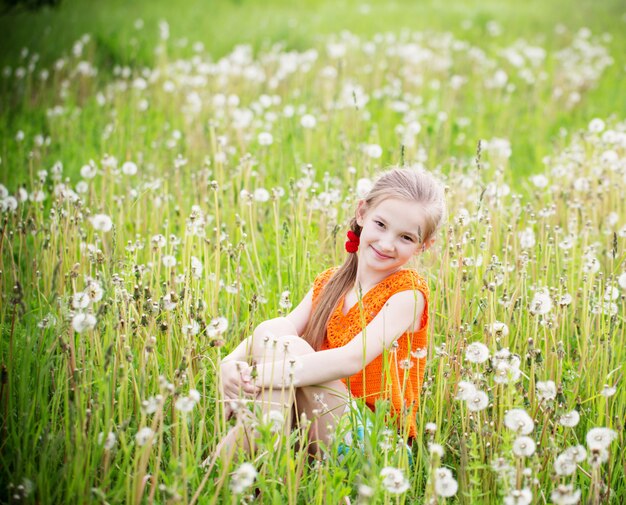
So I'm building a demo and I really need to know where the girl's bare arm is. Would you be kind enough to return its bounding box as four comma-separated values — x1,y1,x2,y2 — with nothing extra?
254,289,426,388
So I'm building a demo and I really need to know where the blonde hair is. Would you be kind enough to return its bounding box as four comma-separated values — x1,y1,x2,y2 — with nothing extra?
301,167,446,351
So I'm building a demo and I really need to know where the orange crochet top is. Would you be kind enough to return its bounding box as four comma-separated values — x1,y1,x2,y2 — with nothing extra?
312,267,429,439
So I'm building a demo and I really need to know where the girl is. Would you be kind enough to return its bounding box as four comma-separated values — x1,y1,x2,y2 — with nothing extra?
218,167,446,458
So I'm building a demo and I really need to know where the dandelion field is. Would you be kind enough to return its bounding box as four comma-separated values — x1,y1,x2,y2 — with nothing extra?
1,0,625,503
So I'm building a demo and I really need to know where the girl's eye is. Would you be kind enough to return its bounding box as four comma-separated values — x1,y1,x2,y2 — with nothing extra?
402,235,414,242
374,220,385,228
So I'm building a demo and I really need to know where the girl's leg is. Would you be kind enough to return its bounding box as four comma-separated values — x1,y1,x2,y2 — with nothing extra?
216,334,351,461
293,380,349,458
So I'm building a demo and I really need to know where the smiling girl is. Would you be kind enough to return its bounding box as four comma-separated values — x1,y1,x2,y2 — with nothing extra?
217,167,446,458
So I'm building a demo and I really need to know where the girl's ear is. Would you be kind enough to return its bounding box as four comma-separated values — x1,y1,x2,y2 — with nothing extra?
356,200,367,227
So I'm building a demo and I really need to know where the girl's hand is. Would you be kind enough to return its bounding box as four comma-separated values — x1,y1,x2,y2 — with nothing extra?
220,360,259,401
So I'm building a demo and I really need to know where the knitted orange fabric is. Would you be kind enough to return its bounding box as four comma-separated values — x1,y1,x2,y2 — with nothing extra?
312,267,429,439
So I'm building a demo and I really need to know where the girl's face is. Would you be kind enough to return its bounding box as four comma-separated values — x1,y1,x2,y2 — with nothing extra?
356,198,433,275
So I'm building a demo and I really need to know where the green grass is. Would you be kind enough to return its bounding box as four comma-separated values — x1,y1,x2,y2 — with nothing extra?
0,0,625,503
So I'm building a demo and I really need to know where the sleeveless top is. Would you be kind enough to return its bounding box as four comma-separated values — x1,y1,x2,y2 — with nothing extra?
312,267,429,439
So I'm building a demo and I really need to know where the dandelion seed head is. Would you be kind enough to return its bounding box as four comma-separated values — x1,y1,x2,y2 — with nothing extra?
504,409,534,435
559,410,580,427
90,214,113,232
465,342,490,363
135,426,155,446
586,427,617,450
512,436,536,457
379,467,409,494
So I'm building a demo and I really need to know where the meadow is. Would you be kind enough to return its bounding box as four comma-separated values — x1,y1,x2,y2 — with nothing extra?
0,0,625,503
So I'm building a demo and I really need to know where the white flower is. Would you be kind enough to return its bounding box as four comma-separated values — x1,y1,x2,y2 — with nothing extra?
182,320,200,337
465,342,490,363
536,380,557,401
518,228,536,249
300,114,317,128
380,467,409,494
588,118,605,133
410,348,427,359
466,390,489,412
262,410,286,433
530,175,549,188
512,436,536,457
98,431,116,450
257,132,273,146
433,467,458,497
618,272,626,290
485,321,509,337
586,427,617,450
189,389,200,403
600,384,616,397
151,234,167,248
558,293,572,306
230,463,257,494
162,255,177,268
122,161,138,175
90,214,113,232
2,196,18,211
504,409,534,435
529,289,552,315
80,163,97,179
550,484,581,505
207,316,228,337
141,395,163,414
356,177,373,198
279,290,292,310
364,143,383,159
554,453,577,476
559,410,580,428
72,291,90,309
428,443,444,457
254,188,270,202
135,427,155,446
494,361,521,384
456,381,477,401
563,445,587,463
175,396,196,413
504,488,532,505
72,313,97,333
190,256,203,279
86,281,103,303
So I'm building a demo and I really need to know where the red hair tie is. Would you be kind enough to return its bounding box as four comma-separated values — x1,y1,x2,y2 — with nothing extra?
345,230,360,253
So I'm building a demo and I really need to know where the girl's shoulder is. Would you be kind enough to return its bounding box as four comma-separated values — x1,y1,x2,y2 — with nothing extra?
384,268,430,299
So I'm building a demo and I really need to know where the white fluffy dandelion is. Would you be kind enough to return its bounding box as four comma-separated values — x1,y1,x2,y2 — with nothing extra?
466,390,489,412
504,488,532,505
465,342,490,363
559,410,580,428
90,214,113,232
230,463,257,494
207,316,228,337
121,161,138,176
512,436,536,457
433,467,458,498
536,380,557,401
72,313,97,333
529,290,552,315
504,409,534,435
380,467,409,494
135,427,155,446
586,427,617,450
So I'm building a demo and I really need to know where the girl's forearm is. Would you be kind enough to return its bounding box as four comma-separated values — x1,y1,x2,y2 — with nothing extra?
255,346,359,388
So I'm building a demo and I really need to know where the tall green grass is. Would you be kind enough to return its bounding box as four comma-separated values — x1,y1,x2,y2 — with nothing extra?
0,1,624,503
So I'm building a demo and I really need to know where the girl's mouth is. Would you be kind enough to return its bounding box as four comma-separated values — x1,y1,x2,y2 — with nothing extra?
371,245,393,260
